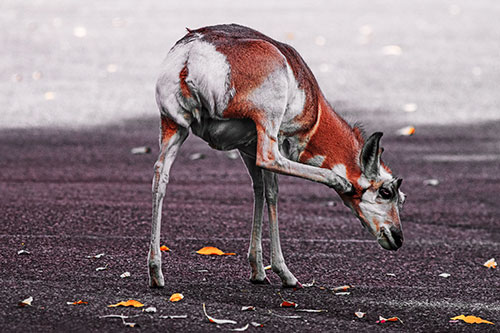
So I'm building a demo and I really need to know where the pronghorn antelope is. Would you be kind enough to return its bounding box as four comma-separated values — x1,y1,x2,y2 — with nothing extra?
149,24,405,288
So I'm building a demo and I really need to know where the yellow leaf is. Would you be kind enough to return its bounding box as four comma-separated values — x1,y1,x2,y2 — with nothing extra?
196,246,235,256
483,258,497,269
451,315,494,325
169,293,184,302
160,245,170,252
108,300,144,308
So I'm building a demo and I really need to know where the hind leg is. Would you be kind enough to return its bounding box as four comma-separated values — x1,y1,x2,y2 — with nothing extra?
148,115,188,288
240,152,269,284
263,170,301,288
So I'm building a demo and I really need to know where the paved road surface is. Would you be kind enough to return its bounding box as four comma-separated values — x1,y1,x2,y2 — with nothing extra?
0,118,498,331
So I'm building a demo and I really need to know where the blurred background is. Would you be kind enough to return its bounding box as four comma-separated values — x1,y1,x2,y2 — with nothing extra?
1,0,499,129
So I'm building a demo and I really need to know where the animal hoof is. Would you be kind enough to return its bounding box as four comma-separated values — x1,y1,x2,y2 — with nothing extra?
149,275,165,288
250,276,271,285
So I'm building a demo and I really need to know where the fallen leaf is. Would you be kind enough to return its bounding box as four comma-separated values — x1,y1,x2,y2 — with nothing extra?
483,258,497,269
86,253,105,259
377,316,403,324
230,324,249,331
302,279,315,287
108,300,144,308
332,285,351,292
18,296,33,307
451,315,494,325
17,249,31,255
196,246,235,256
382,45,402,56
73,26,87,38
355,311,366,318
402,103,418,112
120,272,131,278
386,273,396,277
144,306,157,313
106,64,118,73
250,322,264,327
423,179,440,186
169,293,184,302
439,273,451,278
67,300,88,305
160,245,170,252
99,314,138,327
44,91,55,100
280,301,298,308
225,151,239,160
334,292,351,296
202,303,237,324
189,153,205,160
296,309,327,313
159,314,188,319
96,265,108,271
396,126,415,136
241,305,256,311
130,146,151,155
32,71,42,80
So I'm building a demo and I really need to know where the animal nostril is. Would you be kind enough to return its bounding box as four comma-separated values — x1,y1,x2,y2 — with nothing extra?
390,227,403,248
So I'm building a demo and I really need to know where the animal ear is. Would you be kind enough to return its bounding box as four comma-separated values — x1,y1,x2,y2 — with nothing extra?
360,132,383,180
396,177,403,189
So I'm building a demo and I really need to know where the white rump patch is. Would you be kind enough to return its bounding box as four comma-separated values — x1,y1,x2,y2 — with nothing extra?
186,40,234,117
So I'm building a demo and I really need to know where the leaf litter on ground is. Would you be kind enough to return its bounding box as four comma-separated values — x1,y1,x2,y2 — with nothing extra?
196,246,236,255
169,293,184,302
108,300,144,308
202,303,237,325
450,315,494,325
18,296,33,307
67,300,88,305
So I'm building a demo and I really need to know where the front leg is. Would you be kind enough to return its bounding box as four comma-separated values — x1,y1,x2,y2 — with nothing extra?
263,171,300,288
254,124,352,193
149,116,188,288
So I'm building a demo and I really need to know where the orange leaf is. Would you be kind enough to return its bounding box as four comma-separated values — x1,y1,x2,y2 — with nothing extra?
483,258,497,269
160,245,170,252
67,300,88,305
332,285,352,292
377,316,402,324
280,301,298,308
451,315,494,325
169,293,184,302
196,246,235,256
108,300,144,308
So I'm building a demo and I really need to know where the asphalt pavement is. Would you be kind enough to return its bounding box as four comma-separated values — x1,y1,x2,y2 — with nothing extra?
0,118,498,332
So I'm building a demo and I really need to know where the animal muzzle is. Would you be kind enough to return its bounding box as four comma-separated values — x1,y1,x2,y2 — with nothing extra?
377,226,404,251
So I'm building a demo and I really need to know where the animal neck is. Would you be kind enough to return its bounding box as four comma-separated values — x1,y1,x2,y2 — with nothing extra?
298,96,364,184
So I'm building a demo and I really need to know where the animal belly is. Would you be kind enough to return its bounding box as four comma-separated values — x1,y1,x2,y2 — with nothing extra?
191,118,257,151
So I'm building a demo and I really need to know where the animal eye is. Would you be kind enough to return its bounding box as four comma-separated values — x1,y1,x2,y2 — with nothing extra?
379,188,392,200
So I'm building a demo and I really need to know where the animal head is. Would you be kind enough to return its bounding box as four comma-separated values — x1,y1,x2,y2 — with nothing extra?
339,132,406,251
